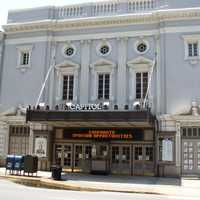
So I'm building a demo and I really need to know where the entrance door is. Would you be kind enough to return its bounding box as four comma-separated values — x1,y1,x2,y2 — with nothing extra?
74,144,83,171
91,143,109,174
133,145,144,175
54,144,72,170
55,144,62,166
111,145,131,174
83,145,92,172
133,145,154,176
182,140,200,175
63,144,72,170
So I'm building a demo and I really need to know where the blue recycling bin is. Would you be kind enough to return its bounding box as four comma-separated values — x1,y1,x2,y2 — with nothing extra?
6,155,15,170
14,155,24,171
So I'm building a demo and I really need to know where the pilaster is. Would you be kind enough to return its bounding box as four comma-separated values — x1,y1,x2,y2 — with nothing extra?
155,34,161,114
117,37,127,108
49,41,57,108
80,40,90,104
175,122,181,167
128,67,136,101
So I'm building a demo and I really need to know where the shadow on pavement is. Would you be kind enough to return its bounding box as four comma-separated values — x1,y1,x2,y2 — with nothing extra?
61,172,181,186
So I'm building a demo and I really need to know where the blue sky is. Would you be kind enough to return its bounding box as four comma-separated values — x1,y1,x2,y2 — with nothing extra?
0,0,105,29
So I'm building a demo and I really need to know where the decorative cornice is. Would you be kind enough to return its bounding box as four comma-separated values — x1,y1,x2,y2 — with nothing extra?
3,7,200,33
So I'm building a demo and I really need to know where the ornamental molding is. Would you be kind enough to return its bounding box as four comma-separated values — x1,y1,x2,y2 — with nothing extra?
55,60,80,69
3,8,200,33
127,56,153,67
90,58,116,68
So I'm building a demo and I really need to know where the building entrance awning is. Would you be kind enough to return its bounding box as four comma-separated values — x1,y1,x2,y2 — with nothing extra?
26,109,155,128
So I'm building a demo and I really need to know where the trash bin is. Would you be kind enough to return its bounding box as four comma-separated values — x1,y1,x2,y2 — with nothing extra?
51,165,62,180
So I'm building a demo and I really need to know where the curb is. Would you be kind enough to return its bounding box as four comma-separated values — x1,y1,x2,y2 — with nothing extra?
0,174,164,195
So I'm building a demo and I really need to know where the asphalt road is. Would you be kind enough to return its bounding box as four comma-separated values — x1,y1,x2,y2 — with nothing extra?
0,179,198,200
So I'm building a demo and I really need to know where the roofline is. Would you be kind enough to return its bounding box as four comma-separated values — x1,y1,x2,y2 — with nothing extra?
3,7,200,33
7,0,122,13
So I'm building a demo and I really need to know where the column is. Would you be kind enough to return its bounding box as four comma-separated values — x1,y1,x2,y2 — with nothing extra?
128,67,136,102
80,40,90,104
49,42,57,108
91,68,97,101
175,122,181,167
55,73,63,102
73,67,79,102
29,124,34,155
0,123,9,160
155,34,161,113
117,37,127,108
110,69,114,101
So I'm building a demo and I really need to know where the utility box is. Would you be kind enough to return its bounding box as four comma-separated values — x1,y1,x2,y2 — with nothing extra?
6,155,15,171
24,155,38,174
14,155,24,171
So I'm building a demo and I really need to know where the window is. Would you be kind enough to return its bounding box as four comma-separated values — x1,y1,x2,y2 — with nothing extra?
145,146,153,161
62,75,74,101
183,35,200,64
62,44,76,58
135,146,143,160
181,127,200,138
136,72,148,99
9,126,30,155
21,52,29,65
100,45,110,55
188,42,198,57
137,43,147,53
16,45,33,71
98,73,110,100
135,40,149,54
97,41,111,56
65,47,74,56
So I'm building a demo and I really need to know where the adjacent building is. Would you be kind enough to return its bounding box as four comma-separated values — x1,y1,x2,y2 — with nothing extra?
0,0,200,177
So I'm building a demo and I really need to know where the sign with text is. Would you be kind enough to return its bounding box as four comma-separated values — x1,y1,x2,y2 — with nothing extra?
68,104,101,111
62,128,144,141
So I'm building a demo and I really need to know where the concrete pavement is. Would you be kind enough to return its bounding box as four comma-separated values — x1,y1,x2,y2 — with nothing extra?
1,168,200,197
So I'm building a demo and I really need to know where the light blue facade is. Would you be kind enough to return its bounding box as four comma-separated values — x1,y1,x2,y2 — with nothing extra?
0,0,200,176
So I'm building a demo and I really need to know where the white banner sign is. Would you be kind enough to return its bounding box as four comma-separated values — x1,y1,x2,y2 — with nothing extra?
34,137,47,158
162,139,173,161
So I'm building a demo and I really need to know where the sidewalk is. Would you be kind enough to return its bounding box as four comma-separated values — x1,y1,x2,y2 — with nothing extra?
1,167,200,197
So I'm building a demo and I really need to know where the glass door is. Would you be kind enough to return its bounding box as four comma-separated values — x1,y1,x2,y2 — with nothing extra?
91,143,109,174
63,145,72,170
133,145,144,176
74,144,83,171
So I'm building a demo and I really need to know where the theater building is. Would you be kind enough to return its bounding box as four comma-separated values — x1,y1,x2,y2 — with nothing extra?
1,0,200,177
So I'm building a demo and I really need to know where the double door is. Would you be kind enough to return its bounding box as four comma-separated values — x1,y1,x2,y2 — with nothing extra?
111,145,131,174
133,145,154,176
111,144,154,176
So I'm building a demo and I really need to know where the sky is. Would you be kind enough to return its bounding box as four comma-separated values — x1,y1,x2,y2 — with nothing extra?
0,0,106,30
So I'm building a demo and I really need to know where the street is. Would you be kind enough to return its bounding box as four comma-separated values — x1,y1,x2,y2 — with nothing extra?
0,178,199,200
